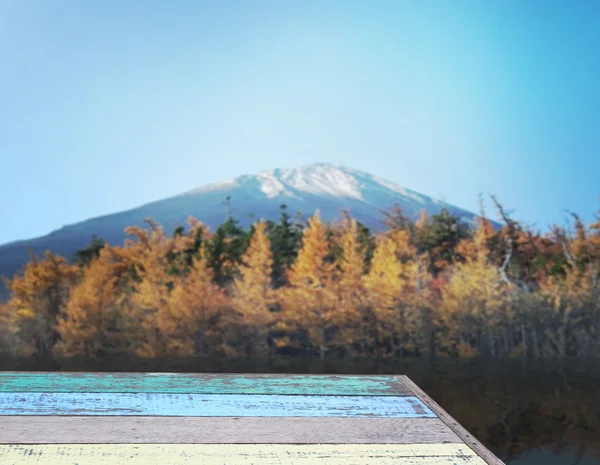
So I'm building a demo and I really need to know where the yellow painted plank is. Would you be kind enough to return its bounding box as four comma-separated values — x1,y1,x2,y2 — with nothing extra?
0,444,487,464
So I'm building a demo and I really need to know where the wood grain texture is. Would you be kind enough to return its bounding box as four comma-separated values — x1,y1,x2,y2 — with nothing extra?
0,444,488,464
0,372,411,395
0,416,461,444
0,392,435,417
398,375,506,465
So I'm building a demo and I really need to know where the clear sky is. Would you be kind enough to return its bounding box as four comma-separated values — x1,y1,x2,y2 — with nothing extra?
1,0,599,244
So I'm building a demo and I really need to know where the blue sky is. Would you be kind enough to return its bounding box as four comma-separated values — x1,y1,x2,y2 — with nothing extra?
1,0,599,244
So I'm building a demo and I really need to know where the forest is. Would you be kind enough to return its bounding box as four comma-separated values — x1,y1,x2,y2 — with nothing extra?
0,198,599,359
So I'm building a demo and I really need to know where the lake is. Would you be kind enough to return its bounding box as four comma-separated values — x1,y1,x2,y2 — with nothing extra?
1,356,598,464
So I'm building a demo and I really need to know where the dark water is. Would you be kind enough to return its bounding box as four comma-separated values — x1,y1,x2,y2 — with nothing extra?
1,356,599,464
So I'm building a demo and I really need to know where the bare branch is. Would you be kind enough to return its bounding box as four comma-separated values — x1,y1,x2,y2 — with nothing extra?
478,193,487,219
498,236,513,286
568,210,586,241
489,194,517,231
379,203,411,231
552,225,574,264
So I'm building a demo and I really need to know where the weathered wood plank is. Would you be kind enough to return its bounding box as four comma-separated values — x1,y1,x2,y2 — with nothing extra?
0,444,488,464
0,416,460,444
0,393,434,417
0,372,410,395
398,375,505,465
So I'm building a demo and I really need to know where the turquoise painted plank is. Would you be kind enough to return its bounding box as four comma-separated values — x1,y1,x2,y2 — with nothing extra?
0,393,435,417
0,373,410,395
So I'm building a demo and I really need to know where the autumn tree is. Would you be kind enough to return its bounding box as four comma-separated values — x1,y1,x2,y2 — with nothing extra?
537,249,600,358
439,219,513,357
589,206,600,263
164,246,234,356
6,251,79,355
232,221,275,355
0,300,14,354
278,211,335,357
120,218,214,356
363,233,408,355
54,245,135,357
380,203,414,233
330,217,369,355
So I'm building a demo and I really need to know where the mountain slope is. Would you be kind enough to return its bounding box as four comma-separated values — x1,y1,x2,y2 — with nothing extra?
0,163,486,283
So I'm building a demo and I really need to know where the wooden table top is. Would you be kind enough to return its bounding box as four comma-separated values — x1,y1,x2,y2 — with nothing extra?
0,372,504,464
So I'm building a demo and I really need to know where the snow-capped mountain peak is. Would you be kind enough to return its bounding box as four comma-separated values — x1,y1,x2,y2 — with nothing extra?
256,163,364,199
172,162,482,230
181,162,433,205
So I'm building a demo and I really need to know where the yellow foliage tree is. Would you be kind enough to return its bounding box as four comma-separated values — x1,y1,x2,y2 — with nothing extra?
6,251,79,355
331,217,368,355
537,262,599,358
54,245,135,357
164,246,233,356
439,222,511,357
363,233,421,355
232,221,275,354
457,217,495,262
124,221,191,356
279,211,335,357
0,301,14,354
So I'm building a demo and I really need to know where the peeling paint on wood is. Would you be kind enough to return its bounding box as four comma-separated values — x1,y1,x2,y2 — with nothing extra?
0,372,410,395
0,416,461,444
0,443,489,464
0,372,504,464
0,392,435,417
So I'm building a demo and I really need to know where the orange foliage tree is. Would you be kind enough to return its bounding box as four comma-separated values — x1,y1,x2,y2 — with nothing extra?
164,245,234,356
5,251,79,355
54,245,136,357
124,220,192,356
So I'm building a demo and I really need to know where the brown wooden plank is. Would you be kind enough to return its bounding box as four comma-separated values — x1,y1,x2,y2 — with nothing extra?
397,375,505,465
0,416,461,444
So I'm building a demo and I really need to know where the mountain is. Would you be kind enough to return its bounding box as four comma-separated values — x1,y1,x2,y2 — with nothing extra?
0,163,489,284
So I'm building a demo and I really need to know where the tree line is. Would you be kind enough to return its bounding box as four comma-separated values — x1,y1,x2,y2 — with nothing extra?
1,199,599,359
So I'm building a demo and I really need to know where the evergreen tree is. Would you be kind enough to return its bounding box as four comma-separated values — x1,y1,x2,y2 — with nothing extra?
356,220,376,272
265,204,303,288
206,198,251,287
72,236,106,268
418,208,470,275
